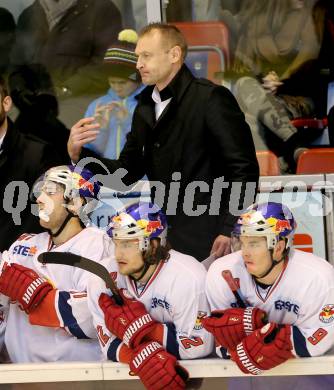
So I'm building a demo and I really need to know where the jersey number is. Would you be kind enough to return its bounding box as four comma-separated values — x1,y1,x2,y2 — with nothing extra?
179,336,203,349
307,328,328,345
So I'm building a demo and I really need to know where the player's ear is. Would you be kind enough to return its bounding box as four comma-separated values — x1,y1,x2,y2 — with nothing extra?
149,238,159,252
272,239,286,260
66,196,84,215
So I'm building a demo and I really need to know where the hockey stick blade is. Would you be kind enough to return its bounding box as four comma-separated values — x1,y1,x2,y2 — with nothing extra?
222,270,247,308
38,252,123,305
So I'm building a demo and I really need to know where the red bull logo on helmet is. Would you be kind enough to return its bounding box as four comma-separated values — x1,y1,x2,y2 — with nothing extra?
78,177,95,195
72,172,95,195
137,218,163,236
267,217,292,233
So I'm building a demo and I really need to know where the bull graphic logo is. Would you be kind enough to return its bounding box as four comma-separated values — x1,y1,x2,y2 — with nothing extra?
319,304,334,323
137,218,163,236
72,173,95,195
267,217,292,233
194,311,207,330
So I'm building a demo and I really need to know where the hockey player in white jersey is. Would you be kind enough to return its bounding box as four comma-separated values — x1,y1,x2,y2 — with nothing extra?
203,202,334,376
0,165,109,362
87,202,213,390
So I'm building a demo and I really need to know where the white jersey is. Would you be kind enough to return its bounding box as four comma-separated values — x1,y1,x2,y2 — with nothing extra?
88,249,214,362
206,249,334,358
1,227,110,363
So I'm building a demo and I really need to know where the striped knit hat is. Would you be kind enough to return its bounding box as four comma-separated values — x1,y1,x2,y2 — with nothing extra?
103,29,140,82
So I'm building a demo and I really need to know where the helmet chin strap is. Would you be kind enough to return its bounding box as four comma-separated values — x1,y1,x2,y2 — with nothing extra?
50,200,78,238
254,251,285,280
130,260,151,282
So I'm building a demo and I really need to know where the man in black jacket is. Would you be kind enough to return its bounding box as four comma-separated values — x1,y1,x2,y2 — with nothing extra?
68,23,259,261
0,76,62,252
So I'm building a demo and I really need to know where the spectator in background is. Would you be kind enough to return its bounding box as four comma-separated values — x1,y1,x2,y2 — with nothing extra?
219,0,244,15
84,30,143,160
225,0,321,171
0,8,16,75
10,0,122,97
112,0,225,31
165,0,226,22
68,23,259,262
314,0,334,76
10,0,122,127
313,0,334,115
8,64,70,161
0,75,62,252
315,0,334,145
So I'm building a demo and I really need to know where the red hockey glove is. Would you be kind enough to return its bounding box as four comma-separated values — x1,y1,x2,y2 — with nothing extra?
230,323,293,375
202,307,267,350
0,263,53,313
129,341,189,390
99,290,157,348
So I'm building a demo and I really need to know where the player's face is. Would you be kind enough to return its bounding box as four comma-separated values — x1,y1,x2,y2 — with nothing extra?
108,77,139,98
36,181,69,232
135,30,179,90
240,236,272,277
113,239,145,276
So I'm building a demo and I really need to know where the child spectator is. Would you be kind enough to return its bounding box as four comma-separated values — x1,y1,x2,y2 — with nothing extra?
84,29,143,159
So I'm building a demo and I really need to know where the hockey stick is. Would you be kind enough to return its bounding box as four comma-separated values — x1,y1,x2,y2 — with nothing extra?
38,252,123,305
222,270,247,308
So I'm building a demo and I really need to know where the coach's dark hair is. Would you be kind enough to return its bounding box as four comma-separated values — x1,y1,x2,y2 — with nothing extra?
139,22,188,61
144,238,171,265
0,75,9,101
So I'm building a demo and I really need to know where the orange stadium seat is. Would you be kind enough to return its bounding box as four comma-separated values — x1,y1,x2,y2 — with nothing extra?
291,118,328,130
296,148,334,174
256,150,281,176
173,21,230,84
291,117,329,146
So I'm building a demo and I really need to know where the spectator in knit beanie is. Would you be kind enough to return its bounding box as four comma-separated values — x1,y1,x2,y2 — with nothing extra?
84,29,144,160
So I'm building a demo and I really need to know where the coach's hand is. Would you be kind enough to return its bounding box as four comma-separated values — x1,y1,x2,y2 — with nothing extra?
211,235,231,257
99,290,157,348
230,323,293,375
129,341,188,390
68,117,100,162
202,307,267,350
0,264,53,313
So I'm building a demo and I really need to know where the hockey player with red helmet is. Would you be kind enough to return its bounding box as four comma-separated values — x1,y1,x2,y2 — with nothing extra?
87,201,213,390
203,202,334,375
